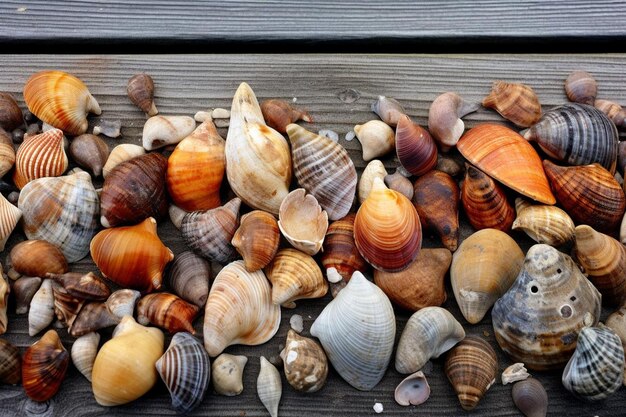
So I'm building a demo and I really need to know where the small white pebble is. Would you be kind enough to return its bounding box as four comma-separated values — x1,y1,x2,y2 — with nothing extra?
214,119,230,128
292,97,298,103
326,267,343,284
16,7,27,12
319,129,339,143
345,131,355,142
373,403,383,413
212,108,230,119
194,111,212,123
290,314,304,333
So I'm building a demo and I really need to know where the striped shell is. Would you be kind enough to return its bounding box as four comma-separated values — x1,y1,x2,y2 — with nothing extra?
595,99,626,128
22,330,69,402
321,213,369,283
165,251,211,308
565,71,597,105
395,115,437,176
0,338,21,385
0,193,21,251
13,129,68,190
512,198,575,247
102,144,145,178
0,128,15,178
231,210,280,272
482,81,541,127
257,356,281,417
127,73,158,116
137,292,200,334
0,276,7,335
461,165,514,232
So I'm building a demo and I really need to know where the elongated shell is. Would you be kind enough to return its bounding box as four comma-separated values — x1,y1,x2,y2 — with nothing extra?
321,213,369,283
165,251,211,307
482,81,541,127
0,338,21,384
0,276,7,334
257,356,281,417
102,144,145,178
13,128,68,190
232,210,280,272
461,165,514,232
354,120,395,161
13,276,41,315
212,353,247,396
428,92,479,152
280,329,328,393
142,115,195,151
395,115,437,176
0,193,21,251
106,289,141,320
167,119,225,211
203,260,280,357
524,103,618,173
261,99,312,134
358,159,387,204
137,292,199,334
10,239,68,278
127,73,158,116
278,189,328,256
310,271,395,390
0,128,15,178
156,332,210,413
396,307,465,374
71,332,100,382
69,134,109,177
23,70,101,135
28,279,54,336
492,244,602,370
22,330,69,402
395,371,430,406
70,301,120,337
565,70,597,105
512,378,548,417
47,271,110,301
371,95,406,127
90,217,174,292
512,198,575,246
562,326,624,401
226,82,292,215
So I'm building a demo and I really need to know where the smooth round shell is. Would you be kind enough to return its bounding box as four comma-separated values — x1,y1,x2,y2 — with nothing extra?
565,70,597,105
354,120,394,161
395,371,431,406
512,378,548,417
0,93,23,131
10,240,68,277
69,134,109,177
212,353,247,396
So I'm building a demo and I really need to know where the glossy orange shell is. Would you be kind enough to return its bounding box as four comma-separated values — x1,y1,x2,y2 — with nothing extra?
13,129,68,190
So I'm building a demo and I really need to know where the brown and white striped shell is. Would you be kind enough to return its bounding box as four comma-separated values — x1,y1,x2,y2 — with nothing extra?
137,292,200,334
231,210,280,272
0,193,21,251
13,129,68,190
482,81,542,127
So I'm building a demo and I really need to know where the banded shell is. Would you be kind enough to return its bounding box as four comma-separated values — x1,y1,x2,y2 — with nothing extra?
482,81,542,127
47,271,110,301
358,159,387,204
395,371,430,406
10,239,68,278
137,292,199,334
71,332,100,382
595,99,626,128
257,356,281,417
28,279,55,336
321,213,369,283
106,289,141,320
565,70,597,105
261,99,312,134
70,301,120,337
0,338,21,384
512,198,575,247
278,189,328,256
12,276,41,315
0,128,15,178
395,115,437,176
13,128,68,189
212,353,247,396
310,271,395,391
428,92,479,152
69,134,109,177
512,378,548,417
22,330,69,402
0,93,23,131
127,73,158,116
371,95,406,127
0,192,21,251
231,210,280,272
102,144,145,178
280,329,328,393
165,251,211,307
142,115,196,151
354,120,395,161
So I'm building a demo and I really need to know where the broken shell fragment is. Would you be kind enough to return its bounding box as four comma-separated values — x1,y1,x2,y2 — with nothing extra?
502,363,530,385
395,371,430,406
278,189,328,256
93,119,121,138
142,115,196,151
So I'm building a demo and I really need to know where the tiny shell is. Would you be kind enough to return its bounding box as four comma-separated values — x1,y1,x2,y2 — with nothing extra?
0,338,21,385
71,332,100,382
261,99,312,133
102,144,145,178
502,363,530,385
428,92,479,152
232,210,280,272
10,239,68,277
371,95,406,127
278,189,328,256
69,134,109,177
358,159,388,204
142,115,196,151
127,73,158,116
165,251,211,307
137,292,200,334
257,356,281,417
395,371,430,406
13,128,68,189
280,329,328,393
512,198,575,247
22,330,69,402
482,81,542,127
512,378,548,417
565,70,597,105
354,120,395,161
212,353,247,396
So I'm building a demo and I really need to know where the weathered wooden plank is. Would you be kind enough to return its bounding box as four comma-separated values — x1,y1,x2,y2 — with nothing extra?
0,54,624,416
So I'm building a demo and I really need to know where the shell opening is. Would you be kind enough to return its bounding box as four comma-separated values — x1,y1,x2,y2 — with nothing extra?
560,304,573,318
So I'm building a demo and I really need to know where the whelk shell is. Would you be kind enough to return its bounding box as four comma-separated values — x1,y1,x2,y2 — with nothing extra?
0,338,21,385
13,128,68,190
70,301,120,337
511,198,575,247
321,213,369,283
105,288,141,320
565,70,597,105
595,99,626,128
127,73,158,116
280,329,328,393
428,92,479,152
12,276,41,314
46,271,110,301
0,128,15,178
512,378,548,417
257,356,281,417
137,292,200,334
0,93,23,131
395,371,430,406
28,279,54,336
102,143,145,178
482,81,542,127
165,250,211,308
9,239,68,278
212,353,247,396
231,210,280,272
0,192,21,251
261,99,312,133
358,159,387,204
71,332,100,382
278,189,328,256
22,329,69,402
142,115,196,151
354,120,395,161
395,115,437,176
69,133,109,177
371,95,406,127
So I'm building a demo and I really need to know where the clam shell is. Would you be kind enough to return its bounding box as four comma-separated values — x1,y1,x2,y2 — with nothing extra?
106,289,141,320
257,356,281,417
0,93,23,131
12,276,41,315
127,73,158,116
280,329,328,393
69,134,109,177
512,378,548,417
354,120,395,161
102,144,145,178
71,332,100,382
0,338,21,385
0,192,21,251
482,81,541,127
47,271,110,301
0,275,8,334
565,70,597,105
512,198,575,247
278,189,328,256
321,213,369,283
28,279,55,336
232,210,280,272
13,128,68,190
358,159,387,204
137,292,199,334
371,95,406,127
165,251,211,307
10,239,68,278
70,301,120,337
428,92,479,152
310,271,395,391
395,371,430,406
142,115,195,151
212,353,247,396
261,99,312,133
22,330,69,402
0,128,15,178
395,115,437,176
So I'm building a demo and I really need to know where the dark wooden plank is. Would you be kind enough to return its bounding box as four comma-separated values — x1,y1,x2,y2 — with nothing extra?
0,54,624,416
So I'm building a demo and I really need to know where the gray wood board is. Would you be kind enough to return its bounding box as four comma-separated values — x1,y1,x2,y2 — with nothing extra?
0,54,624,416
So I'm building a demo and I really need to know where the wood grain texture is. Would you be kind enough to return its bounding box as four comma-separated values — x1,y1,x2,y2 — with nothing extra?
0,54,625,416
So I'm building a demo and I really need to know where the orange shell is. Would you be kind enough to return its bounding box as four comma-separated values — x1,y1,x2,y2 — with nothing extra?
482,81,542,128
13,129,68,190
321,213,369,282
22,330,69,402
457,124,556,205
137,292,199,334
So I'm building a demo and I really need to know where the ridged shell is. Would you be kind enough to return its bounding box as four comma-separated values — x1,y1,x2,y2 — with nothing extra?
212,353,247,396
22,330,69,402
28,279,54,336
13,129,68,190
0,276,7,335
492,244,602,370
232,210,280,272
156,332,210,413
482,81,541,127
257,356,281,417
23,70,101,135
165,251,211,307
286,124,356,220
47,271,110,301
280,329,328,393
565,71,597,105
457,124,555,205
0,128,15,178
395,115,437,176
102,144,145,178
106,289,141,320
12,276,41,315
321,213,369,283
595,99,626,128
137,292,199,334
10,239,68,278
70,301,120,337
428,92,479,152
0,192,21,251
461,165,514,232
358,159,387,204
0,338,21,384
371,95,406,127
127,73,158,116
0,93,23,131
512,378,548,417
354,120,395,161
142,115,196,151
203,260,280,357
71,332,100,382
278,189,328,256
310,271,395,391
261,99,312,133
69,134,109,177
512,198,575,246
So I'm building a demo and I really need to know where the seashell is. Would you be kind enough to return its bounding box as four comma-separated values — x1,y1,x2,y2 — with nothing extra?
226,82,292,215
22,330,69,402
70,301,120,337
71,332,100,382
92,316,164,406
13,128,68,189
374,248,451,311
445,335,498,411
10,240,68,278
92,119,121,138
461,164,515,232
181,198,241,263
28,279,54,336
0,338,21,384
562,326,624,401
165,251,211,307
100,152,168,227
321,213,369,283
232,210,280,272
523,103,618,173
0,276,7,334
452,229,524,324
354,120,395,161
428,92,479,152
502,363,530,385
436,154,464,177
492,244,602,370
543,160,625,233
358,159,388,204
278,189,328,256
412,170,459,251
0,128,15,178
23,70,101,135
168,204,187,230
457,123,555,204
203,260,280,357
142,115,196,151
167,119,225,211
47,271,110,301
595,99,626,128
395,371,430,406
0,192,21,251
286,124,357,220
371,95,406,127
106,289,141,319
0,93,23,131
156,332,210,413
260,99,312,133
310,271,395,390
127,74,158,116
265,248,327,308
395,307,465,374
257,356,281,417
384,170,413,200
12,276,41,314
102,143,145,178
69,134,109,177
606,306,626,347
512,378,548,417
565,70,597,105
212,353,247,396
137,292,199,334
90,217,174,292
482,81,541,127
573,225,626,306
51,282,84,328
19,170,99,262
395,115,437,176
280,329,328,393
511,198,575,246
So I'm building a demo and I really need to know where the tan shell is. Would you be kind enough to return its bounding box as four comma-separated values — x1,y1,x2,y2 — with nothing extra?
211,353,247,396
142,115,196,151
232,210,280,272
354,120,395,161
102,144,145,178
13,129,68,190
358,159,388,204
71,332,100,382
501,363,530,385
0,193,21,251
0,276,8,335
512,198,575,247
257,356,281,417
482,81,542,127
0,129,15,178
9,239,68,278
428,92,479,152
280,329,328,393
28,279,54,336
278,189,328,256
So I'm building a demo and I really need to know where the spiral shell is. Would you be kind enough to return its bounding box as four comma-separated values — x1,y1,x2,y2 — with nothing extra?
137,292,199,334
358,159,387,204
106,289,141,320
127,73,158,116
565,70,597,105
102,144,145,178
10,239,68,278
428,92,479,152
278,189,328,256
0,93,23,131
13,128,68,190
142,115,195,151
22,330,69,402
12,276,41,315
371,95,406,127
165,251,211,307
321,213,369,283
71,332,100,382
261,99,312,133
69,134,109,177
395,115,437,176
511,198,575,247
0,192,21,251
0,128,15,178
512,378,548,417
70,301,120,337
0,338,21,385
257,356,281,417
232,210,280,272
482,81,541,127
28,279,54,336
354,120,395,161
212,353,247,396
280,329,328,393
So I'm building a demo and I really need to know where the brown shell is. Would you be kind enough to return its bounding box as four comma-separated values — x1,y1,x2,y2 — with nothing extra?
0,128,15,179
165,251,211,308
260,99,312,134
232,210,280,272
0,338,21,385
595,99,626,128
384,172,414,200
13,129,68,190
69,134,110,177
137,292,199,334
46,271,111,301
51,282,84,328
565,71,597,105
395,115,437,176
280,329,328,393
10,240,68,277
12,276,41,315
0,93,23,131
482,81,542,127
22,330,69,402
127,73,158,116
321,213,369,282
70,301,120,337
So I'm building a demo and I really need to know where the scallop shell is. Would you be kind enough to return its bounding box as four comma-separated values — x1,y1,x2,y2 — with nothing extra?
0,93,23,131
28,279,54,336
127,73,158,116
257,356,281,417
47,271,110,301
102,144,145,178
310,271,395,391
13,128,68,190
358,159,388,204
371,95,406,127
9,239,68,278
232,210,280,272
321,213,369,283
395,371,430,406
142,115,195,151
212,353,247,396
565,70,597,105
0,338,21,385
261,99,312,134
395,115,437,176
482,81,541,127
105,289,141,320
512,378,548,417
280,329,328,393
22,330,69,402
428,92,479,152
0,192,21,251
354,120,395,161
70,301,120,337
69,134,109,177
165,251,211,307
278,189,328,256
0,128,15,178
511,198,575,246
71,332,100,382
12,276,41,315
137,292,199,334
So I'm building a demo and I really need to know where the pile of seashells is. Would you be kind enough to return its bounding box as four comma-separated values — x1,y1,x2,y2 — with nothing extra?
0,68,625,416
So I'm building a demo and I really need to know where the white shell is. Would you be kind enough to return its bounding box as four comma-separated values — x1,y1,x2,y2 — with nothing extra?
257,356,281,417
142,115,196,151
28,279,55,336
278,189,328,256
395,371,431,406
353,120,395,161
502,363,530,385
211,353,247,396
106,289,141,320
358,160,388,204
102,144,145,178
0,193,21,251
71,332,100,381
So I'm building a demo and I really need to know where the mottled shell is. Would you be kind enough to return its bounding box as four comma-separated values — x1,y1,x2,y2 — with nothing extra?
595,99,626,128
257,356,281,417
71,332,100,382
70,301,120,337
137,292,199,334
12,276,41,315
321,213,369,283
261,99,312,134
280,330,328,393
395,115,437,176
0,192,21,251
142,115,196,151
565,70,597,105
492,244,602,370
0,338,21,384
22,330,69,402
232,210,280,272
428,92,479,152
106,289,141,320
512,378,548,417
212,353,247,396
47,271,110,301
358,159,387,204
165,251,211,307
28,279,54,336
69,134,109,177
0,128,15,178
0,93,23,131
395,371,431,406
512,198,575,246
102,144,145,178
278,189,328,256
127,73,158,116
13,128,68,190
482,81,541,127
354,120,395,161
371,95,406,127
10,239,68,278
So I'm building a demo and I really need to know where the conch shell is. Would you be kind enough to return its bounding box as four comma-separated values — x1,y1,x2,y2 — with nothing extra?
278,189,328,256
13,128,68,190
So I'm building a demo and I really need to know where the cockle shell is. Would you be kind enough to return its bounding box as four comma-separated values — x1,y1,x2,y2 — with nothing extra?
71,332,100,382
10,239,68,278
562,326,624,401
23,70,101,135
12,276,41,314
457,124,556,204
261,99,312,133
181,197,241,263
395,371,430,406
482,81,542,127
354,120,395,161
278,189,328,256
385,171,414,200
502,363,530,385
203,260,280,357
524,103,618,173
395,307,465,374
22,330,69,402
395,115,437,176
451,229,524,324
106,289,141,320
512,378,548,417
127,73,158,116
13,128,68,190
92,316,164,406
280,329,328,393
142,115,195,151
165,251,211,307
212,353,247,396
371,95,406,127
428,92,479,152
0,275,8,334
0,128,15,178
0,93,23,131
232,210,280,272
28,279,54,336
358,159,387,204
226,82,292,215
0,338,21,385
445,335,498,411
0,192,21,251
90,217,174,292
156,332,210,413
257,356,281,417
321,213,369,284
47,271,110,301
354,178,421,272
286,124,357,220
102,144,145,178
70,301,120,337
492,244,602,370
310,271,395,391
565,70,597,105
51,282,84,328
137,292,199,334
512,198,575,246
69,134,109,177
595,99,626,128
